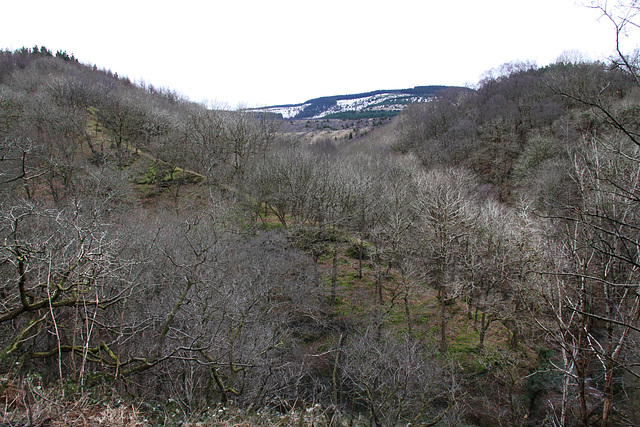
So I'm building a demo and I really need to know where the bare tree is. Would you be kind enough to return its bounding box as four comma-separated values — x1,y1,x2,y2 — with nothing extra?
587,0,640,85
96,90,150,166
218,110,279,181
409,167,477,353
465,202,541,351
0,198,135,378
241,144,316,229
339,328,464,426
177,103,225,179
532,4,640,424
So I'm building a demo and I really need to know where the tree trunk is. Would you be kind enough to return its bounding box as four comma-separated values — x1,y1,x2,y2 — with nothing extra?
376,271,383,303
440,288,447,354
357,238,364,279
331,249,338,304
404,292,412,335
478,312,486,351
577,332,589,427
332,334,345,406
601,366,613,427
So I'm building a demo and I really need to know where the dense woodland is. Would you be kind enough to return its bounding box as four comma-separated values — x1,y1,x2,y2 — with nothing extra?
2,5,640,427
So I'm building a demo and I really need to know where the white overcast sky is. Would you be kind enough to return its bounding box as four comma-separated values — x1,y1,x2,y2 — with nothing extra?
0,0,631,108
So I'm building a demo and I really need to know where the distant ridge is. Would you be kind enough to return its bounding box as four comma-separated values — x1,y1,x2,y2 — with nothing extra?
250,85,468,120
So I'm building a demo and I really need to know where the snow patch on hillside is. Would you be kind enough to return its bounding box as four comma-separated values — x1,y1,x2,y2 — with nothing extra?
251,92,436,119
312,93,432,118
260,104,311,119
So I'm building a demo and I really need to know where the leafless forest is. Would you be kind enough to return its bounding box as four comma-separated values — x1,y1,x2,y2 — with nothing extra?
2,4,640,426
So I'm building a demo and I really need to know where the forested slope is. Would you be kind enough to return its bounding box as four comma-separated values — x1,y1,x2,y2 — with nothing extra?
1,15,640,425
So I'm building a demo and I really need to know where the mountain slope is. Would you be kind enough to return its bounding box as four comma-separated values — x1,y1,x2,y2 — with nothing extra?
251,85,467,119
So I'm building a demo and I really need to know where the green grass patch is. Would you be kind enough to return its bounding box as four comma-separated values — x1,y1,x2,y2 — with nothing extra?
257,221,284,231
448,329,481,355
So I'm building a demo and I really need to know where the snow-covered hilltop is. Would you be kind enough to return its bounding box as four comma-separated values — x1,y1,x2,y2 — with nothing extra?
248,86,466,120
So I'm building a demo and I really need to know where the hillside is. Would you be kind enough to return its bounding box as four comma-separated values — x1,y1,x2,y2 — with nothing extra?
249,85,466,119
2,39,640,427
